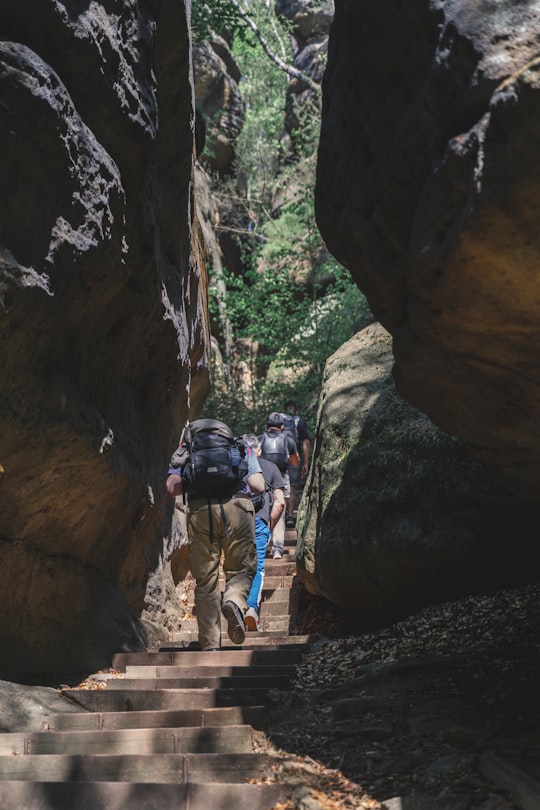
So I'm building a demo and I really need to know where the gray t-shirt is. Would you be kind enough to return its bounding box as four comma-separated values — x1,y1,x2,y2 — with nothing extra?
257,456,284,525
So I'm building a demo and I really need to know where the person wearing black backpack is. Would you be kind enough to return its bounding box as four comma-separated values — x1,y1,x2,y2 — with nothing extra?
282,400,313,528
166,419,265,651
258,412,299,559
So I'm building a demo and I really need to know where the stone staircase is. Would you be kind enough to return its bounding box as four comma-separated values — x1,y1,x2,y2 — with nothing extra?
0,522,317,808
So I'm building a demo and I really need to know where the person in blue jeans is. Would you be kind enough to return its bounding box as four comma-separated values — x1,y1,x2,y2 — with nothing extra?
243,434,285,631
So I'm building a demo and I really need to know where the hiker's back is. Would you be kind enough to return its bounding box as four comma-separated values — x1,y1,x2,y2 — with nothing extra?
280,412,299,445
259,429,289,473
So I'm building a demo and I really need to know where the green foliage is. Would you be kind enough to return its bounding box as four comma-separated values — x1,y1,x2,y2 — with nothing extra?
205,254,370,429
232,29,290,209
198,0,372,430
191,1,242,43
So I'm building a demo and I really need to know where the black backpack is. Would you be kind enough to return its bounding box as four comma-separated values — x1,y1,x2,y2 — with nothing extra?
181,418,248,496
260,431,289,472
281,412,299,444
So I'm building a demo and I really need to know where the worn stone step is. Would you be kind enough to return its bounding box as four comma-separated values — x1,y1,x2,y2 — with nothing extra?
259,575,295,589
0,781,291,809
261,588,294,604
168,634,315,649
113,649,306,669
176,619,294,642
0,752,275,783
61,687,278,713
46,705,268,732
122,663,297,679
100,673,294,690
258,616,292,632
259,600,296,617
179,608,294,636
261,558,294,568
218,634,316,647
169,630,292,644
0,725,253,755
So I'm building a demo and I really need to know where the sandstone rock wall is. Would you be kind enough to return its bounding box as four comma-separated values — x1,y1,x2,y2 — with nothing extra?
193,34,245,172
316,0,540,497
0,0,208,683
296,322,540,624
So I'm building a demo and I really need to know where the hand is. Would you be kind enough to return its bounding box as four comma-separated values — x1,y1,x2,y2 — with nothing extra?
166,473,183,498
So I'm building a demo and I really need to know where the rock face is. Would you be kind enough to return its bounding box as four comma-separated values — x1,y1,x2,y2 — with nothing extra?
296,322,540,624
193,35,245,172
316,0,540,497
275,0,333,151
0,1,208,683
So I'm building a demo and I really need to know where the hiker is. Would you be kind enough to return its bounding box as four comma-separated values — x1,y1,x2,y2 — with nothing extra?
258,412,299,559
165,418,264,651
243,434,286,631
281,399,313,528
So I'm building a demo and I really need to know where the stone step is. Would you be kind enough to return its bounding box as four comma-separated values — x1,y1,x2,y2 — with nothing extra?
0,781,291,810
0,752,275,783
217,575,295,590
218,560,296,581
259,600,296,616
46,705,268,732
122,663,297,679
177,615,293,636
61,687,279,713
167,634,315,649
261,588,294,604
0,725,253,755
112,648,306,669
99,673,294,690
0,525,302,807
258,615,292,632
182,605,293,630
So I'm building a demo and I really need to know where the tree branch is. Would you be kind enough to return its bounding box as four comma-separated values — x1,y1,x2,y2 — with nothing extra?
230,0,321,95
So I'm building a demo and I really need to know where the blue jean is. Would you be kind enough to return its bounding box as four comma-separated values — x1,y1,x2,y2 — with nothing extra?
247,516,271,610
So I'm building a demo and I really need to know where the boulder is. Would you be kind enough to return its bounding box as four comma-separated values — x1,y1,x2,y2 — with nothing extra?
296,322,540,625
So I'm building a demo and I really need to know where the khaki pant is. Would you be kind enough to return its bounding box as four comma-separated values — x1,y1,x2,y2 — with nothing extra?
187,495,257,650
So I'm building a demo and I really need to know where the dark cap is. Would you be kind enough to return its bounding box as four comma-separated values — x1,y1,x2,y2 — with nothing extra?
266,411,283,428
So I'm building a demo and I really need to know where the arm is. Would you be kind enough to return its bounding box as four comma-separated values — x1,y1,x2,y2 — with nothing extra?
301,438,311,478
246,447,264,494
269,487,285,532
166,473,183,498
247,471,265,495
166,438,189,498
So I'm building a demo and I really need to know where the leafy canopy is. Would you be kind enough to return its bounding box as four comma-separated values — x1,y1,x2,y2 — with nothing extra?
197,0,371,430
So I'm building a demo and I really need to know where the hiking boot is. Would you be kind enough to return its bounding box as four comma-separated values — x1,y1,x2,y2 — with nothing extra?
273,549,283,559
285,516,296,528
221,601,246,645
245,606,260,632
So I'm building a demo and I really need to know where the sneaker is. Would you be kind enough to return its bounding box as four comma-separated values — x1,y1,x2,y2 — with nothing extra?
273,550,283,559
245,606,260,632
221,601,246,645
285,516,296,528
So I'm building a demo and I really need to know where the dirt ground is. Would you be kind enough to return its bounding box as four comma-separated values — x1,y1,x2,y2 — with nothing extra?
259,581,540,809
